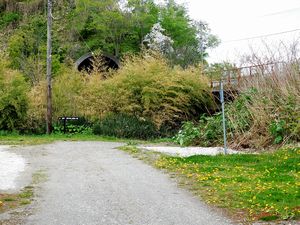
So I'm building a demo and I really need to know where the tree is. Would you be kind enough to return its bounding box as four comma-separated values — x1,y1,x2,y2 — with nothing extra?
73,0,219,66
0,58,29,131
143,23,174,55
205,62,237,81
75,0,131,57
193,21,220,58
8,16,47,84
125,0,159,51
160,1,197,49
159,1,219,67
8,16,62,85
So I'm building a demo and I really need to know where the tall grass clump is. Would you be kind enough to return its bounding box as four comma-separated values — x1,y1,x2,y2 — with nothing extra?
234,42,300,147
80,53,215,134
175,42,300,148
27,67,85,133
0,56,29,132
26,53,215,137
92,113,158,139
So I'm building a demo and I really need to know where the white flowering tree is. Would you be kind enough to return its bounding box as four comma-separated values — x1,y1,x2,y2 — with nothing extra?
143,23,174,55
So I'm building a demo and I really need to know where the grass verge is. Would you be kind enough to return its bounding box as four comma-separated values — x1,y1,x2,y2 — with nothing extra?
0,170,47,216
0,186,34,213
0,134,172,146
120,145,300,223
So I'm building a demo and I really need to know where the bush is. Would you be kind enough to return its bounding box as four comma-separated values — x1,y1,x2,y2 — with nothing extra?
27,67,84,132
0,59,29,131
92,114,159,139
81,53,215,129
174,56,300,148
174,121,200,146
0,12,20,29
174,93,252,146
8,16,63,85
53,117,92,134
28,54,215,137
54,124,92,134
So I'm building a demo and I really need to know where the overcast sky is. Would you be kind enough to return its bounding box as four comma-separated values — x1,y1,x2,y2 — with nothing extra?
175,0,300,64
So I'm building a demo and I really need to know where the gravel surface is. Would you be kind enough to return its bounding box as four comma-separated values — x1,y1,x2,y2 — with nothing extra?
0,146,26,191
1,142,234,225
142,146,239,157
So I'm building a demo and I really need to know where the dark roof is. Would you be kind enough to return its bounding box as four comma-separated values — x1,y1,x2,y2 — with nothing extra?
75,52,120,71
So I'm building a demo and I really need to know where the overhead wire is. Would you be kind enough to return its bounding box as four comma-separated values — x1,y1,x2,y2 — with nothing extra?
74,28,94,54
222,28,300,44
262,7,300,17
47,0,94,54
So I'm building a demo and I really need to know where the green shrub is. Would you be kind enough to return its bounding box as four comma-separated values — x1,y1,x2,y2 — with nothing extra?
0,60,29,131
27,54,215,136
54,124,92,134
22,118,46,135
81,53,215,129
174,91,253,146
269,120,285,144
174,122,200,146
27,68,85,133
7,16,63,85
174,68,300,148
92,114,159,139
0,12,20,29
53,117,92,134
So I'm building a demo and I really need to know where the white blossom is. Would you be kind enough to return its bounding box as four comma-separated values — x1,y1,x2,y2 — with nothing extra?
143,23,174,54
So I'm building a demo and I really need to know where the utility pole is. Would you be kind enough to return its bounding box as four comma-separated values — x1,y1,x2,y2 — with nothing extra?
46,0,52,134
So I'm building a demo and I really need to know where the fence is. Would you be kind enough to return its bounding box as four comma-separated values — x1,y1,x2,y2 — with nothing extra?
210,61,289,90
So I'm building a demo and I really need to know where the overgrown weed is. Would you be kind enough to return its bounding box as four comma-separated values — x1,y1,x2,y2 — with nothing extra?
175,41,300,149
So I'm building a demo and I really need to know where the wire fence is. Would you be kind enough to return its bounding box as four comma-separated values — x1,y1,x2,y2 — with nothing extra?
209,61,297,89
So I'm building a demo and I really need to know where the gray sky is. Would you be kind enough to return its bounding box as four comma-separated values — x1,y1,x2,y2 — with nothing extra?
175,0,300,64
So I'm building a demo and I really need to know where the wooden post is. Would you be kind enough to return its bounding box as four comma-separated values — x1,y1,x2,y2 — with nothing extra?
237,68,241,86
46,0,52,134
63,117,67,134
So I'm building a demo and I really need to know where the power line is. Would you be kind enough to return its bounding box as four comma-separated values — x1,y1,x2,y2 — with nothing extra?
222,28,300,43
263,7,300,17
75,29,94,54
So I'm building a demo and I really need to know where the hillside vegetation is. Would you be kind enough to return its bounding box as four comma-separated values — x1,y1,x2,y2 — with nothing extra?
175,48,300,149
26,54,214,137
0,0,219,137
0,2,299,223
0,0,299,148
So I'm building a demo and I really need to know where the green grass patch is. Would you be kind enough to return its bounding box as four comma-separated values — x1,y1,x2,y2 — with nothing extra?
0,170,48,213
0,134,167,146
154,147,300,222
120,145,299,222
260,215,280,221
3,198,16,202
0,134,121,145
19,200,31,205
0,186,34,213
18,189,33,199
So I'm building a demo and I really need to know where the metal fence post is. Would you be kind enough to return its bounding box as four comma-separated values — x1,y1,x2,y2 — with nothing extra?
220,81,228,154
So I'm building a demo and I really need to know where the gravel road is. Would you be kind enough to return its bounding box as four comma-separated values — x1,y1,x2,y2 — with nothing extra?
2,142,234,225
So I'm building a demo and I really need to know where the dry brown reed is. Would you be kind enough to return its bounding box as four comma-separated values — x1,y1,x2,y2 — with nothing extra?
229,41,300,148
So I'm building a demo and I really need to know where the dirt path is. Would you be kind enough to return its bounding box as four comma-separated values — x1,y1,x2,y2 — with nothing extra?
2,142,234,225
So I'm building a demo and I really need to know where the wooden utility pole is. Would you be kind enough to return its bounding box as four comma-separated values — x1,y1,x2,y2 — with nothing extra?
46,0,52,134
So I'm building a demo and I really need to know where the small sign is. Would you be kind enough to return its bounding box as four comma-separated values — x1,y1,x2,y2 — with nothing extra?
58,117,80,134
58,117,79,120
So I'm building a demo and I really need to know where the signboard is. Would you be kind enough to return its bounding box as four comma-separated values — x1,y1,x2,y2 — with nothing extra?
58,117,80,133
